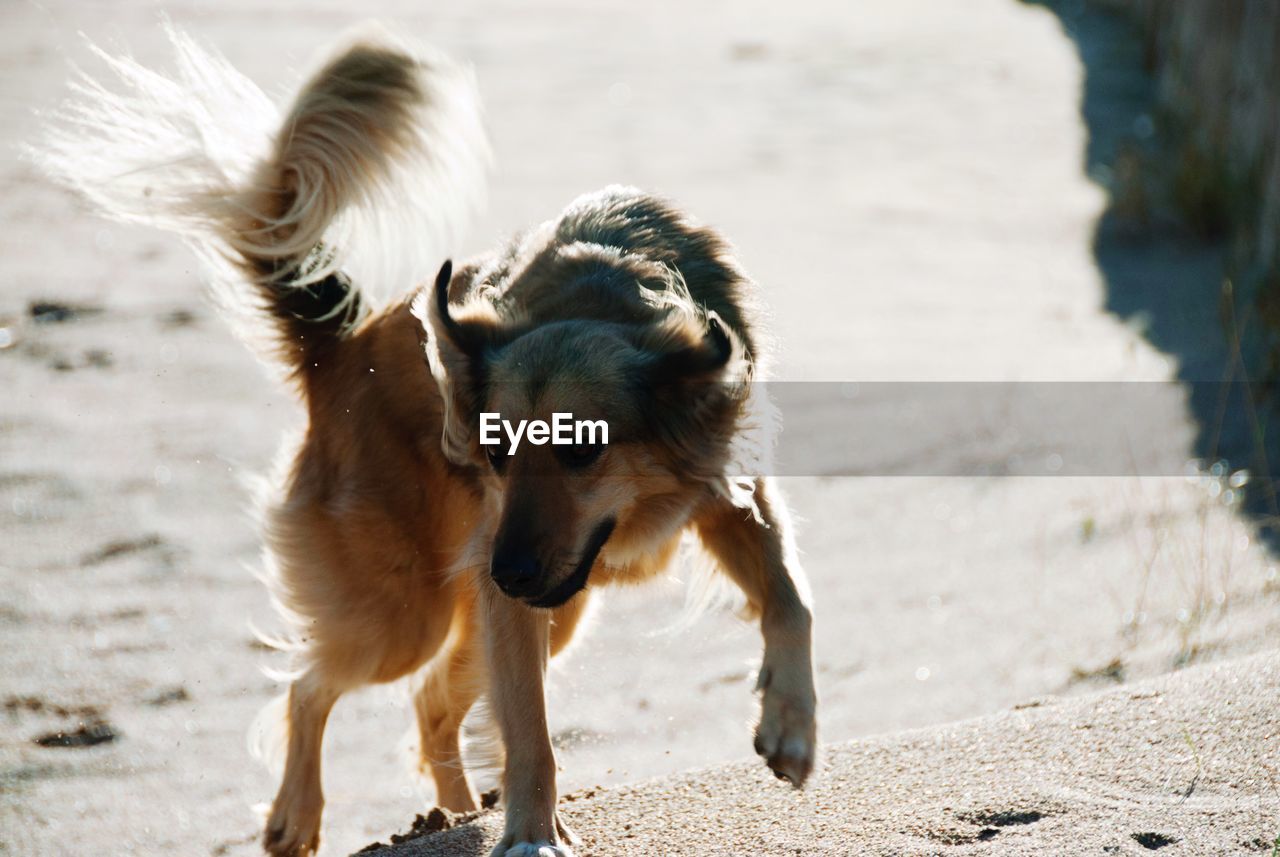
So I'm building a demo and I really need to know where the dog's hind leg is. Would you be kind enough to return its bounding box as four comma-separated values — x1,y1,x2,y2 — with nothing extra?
415,593,484,811
264,668,341,857
693,477,817,787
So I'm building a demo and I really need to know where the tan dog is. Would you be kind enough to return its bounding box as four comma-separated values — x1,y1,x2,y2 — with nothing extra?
40,26,817,857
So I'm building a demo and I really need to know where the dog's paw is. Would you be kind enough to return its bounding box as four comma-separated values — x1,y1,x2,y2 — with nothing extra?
263,789,323,857
754,668,817,787
494,843,576,857
489,813,578,857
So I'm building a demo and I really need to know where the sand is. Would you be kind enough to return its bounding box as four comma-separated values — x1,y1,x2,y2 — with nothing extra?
370,651,1280,856
2,0,1279,855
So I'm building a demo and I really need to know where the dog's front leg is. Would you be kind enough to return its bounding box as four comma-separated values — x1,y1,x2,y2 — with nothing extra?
695,477,817,786
481,584,578,857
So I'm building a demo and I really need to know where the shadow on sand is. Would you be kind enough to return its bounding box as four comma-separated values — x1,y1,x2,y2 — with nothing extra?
1029,0,1280,546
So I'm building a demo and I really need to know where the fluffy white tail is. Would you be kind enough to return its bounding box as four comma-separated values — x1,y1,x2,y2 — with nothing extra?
35,22,490,371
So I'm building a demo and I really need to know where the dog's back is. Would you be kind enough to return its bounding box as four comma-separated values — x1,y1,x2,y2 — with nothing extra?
449,186,765,369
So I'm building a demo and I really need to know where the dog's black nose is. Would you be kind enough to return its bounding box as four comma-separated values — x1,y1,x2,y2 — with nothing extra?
490,551,542,597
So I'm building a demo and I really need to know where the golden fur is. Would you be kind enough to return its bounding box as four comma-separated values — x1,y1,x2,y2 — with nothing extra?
39,26,817,857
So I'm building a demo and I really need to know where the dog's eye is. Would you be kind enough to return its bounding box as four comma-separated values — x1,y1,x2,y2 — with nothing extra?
561,442,603,468
485,444,507,472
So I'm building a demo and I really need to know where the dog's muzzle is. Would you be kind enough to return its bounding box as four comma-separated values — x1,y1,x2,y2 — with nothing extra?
490,518,615,609
489,551,544,599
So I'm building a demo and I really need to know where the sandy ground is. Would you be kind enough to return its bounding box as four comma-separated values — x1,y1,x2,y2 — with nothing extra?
377,650,1280,856
2,1,1279,856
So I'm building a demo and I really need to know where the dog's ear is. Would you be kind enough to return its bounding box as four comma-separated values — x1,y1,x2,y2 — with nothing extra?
649,312,734,383
431,260,488,361
644,311,750,388
417,259,509,465
636,310,753,476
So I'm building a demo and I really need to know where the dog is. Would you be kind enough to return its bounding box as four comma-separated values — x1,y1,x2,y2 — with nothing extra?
39,25,817,857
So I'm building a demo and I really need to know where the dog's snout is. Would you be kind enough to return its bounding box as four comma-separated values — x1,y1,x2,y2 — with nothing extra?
490,550,543,597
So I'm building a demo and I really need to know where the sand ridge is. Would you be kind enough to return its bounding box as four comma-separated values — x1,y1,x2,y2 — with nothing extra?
372,651,1280,856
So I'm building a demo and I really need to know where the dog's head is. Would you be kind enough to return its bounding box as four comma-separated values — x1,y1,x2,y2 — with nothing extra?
422,260,750,607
